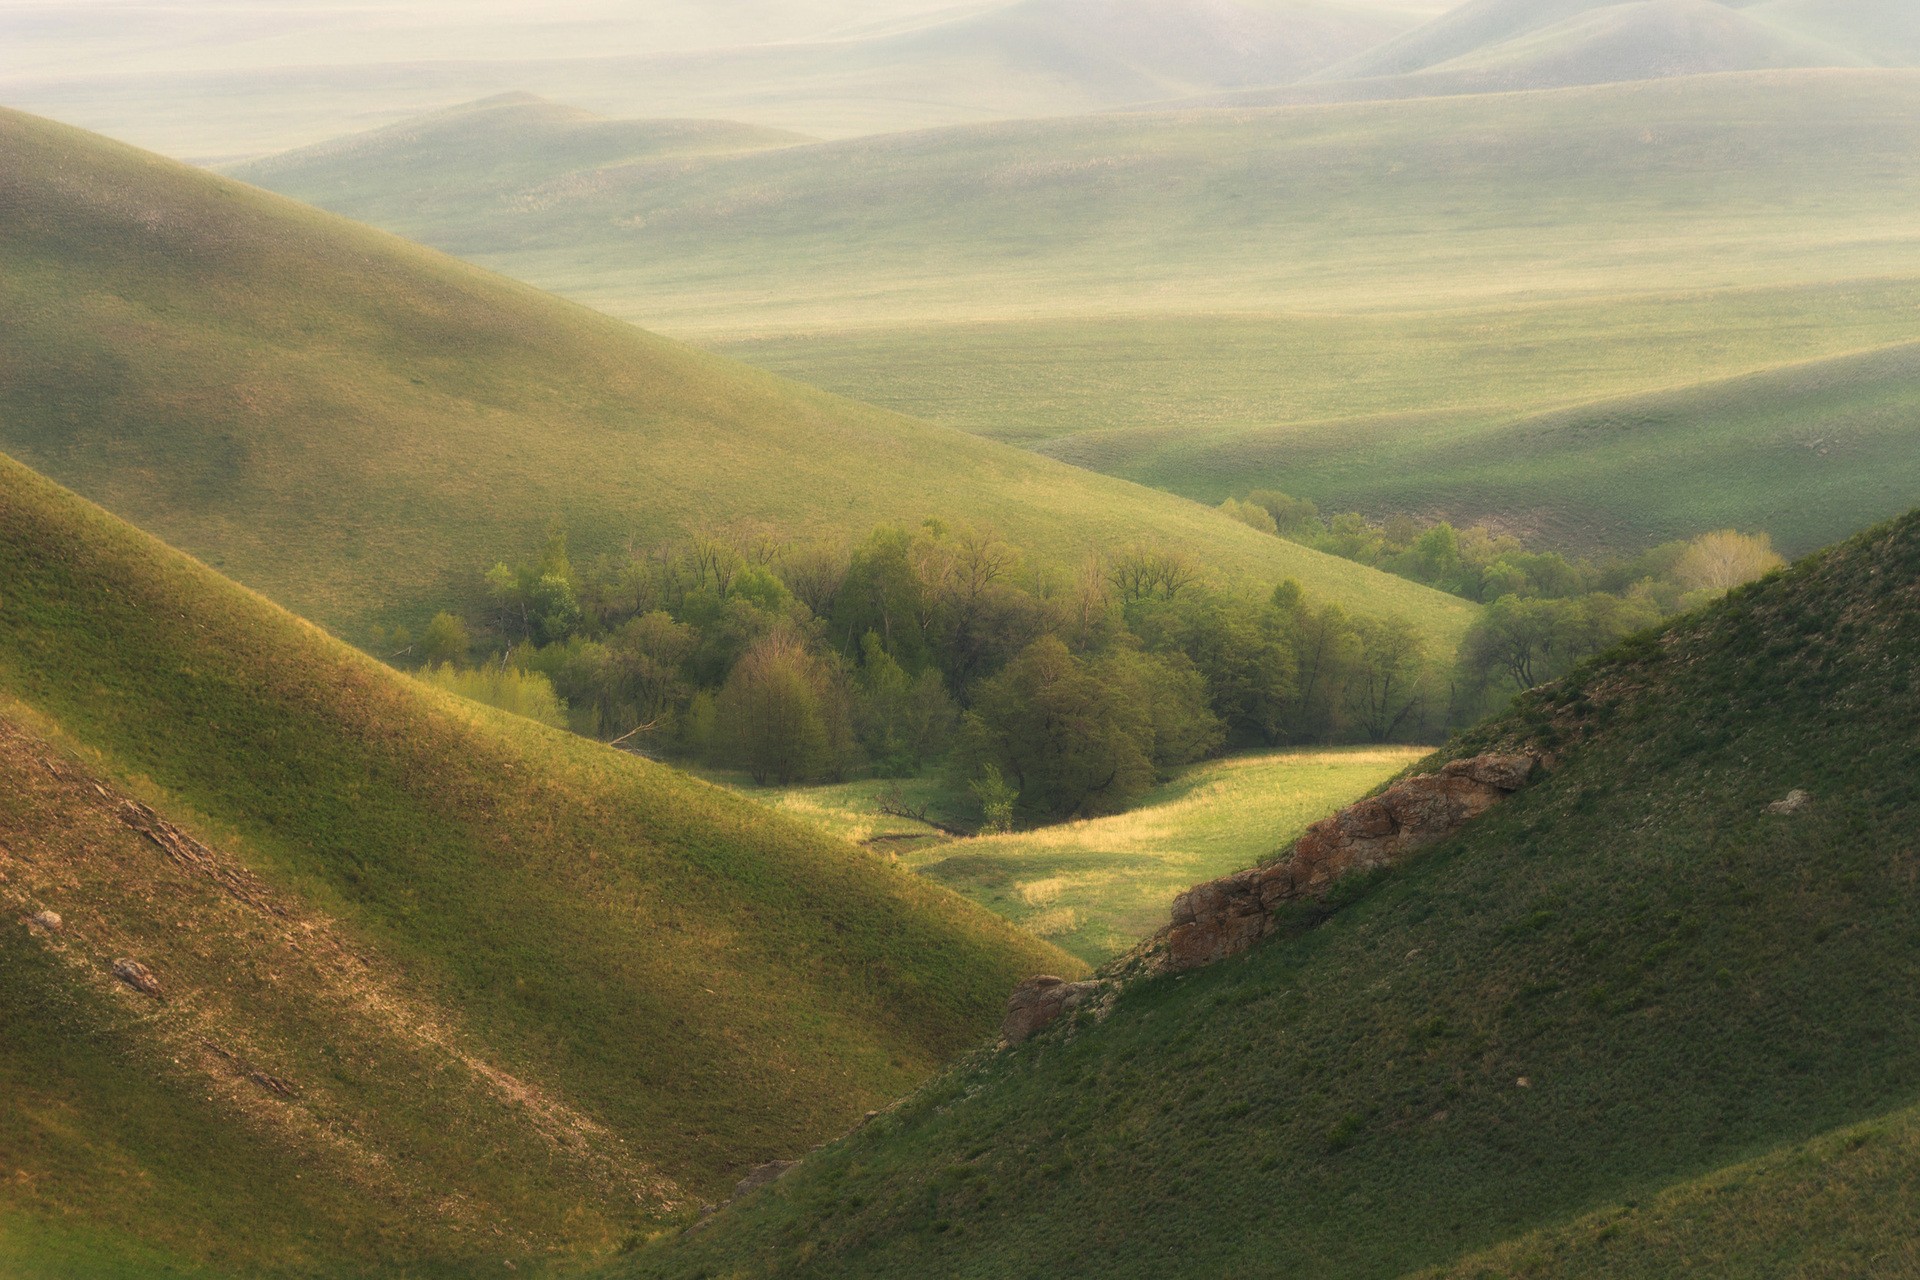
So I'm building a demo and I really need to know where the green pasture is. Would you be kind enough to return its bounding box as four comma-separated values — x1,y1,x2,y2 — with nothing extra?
907,747,1428,962
731,748,1427,964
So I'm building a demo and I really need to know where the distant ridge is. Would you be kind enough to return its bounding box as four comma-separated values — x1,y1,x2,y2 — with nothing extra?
1164,0,1864,106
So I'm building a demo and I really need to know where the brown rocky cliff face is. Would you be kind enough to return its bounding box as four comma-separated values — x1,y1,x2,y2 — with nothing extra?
1001,975,1100,1045
1164,753,1537,972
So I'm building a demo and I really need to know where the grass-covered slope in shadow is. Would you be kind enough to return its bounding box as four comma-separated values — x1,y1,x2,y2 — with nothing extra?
1414,1099,1920,1278
0,450,1079,1275
0,107,1470,650
620,508,1920,1278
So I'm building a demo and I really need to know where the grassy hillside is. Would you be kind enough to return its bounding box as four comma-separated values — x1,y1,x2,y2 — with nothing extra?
242,71,1920,554
239,71,1920,331
231,93,814,243
0,448,1081,1275
0,107,1470,651
1415,1100,1920,1278
1040,335,1920,555
618,506,1920,1277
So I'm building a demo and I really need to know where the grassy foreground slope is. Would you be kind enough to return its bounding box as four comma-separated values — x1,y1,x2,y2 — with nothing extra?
622,509,1920,1278
0,107,1470,649
0,450,1077,1275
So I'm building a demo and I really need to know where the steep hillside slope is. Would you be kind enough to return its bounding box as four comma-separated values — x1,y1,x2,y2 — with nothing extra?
0,450,1077,1275
623,508,1920,1277
0,108,1470,648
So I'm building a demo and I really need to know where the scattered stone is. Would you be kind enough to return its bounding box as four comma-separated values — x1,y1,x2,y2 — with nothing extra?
731,1160,798,1200
1002,974,1100,1045
27,909,62,932
111,957,163,998
1766,789,1813,815
1516,1077,1532,1089
863,1110,880,1122
1165,753,1538,971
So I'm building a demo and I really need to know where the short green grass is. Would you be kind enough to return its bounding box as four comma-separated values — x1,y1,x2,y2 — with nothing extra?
720,283,1920,554
0,449,1078,1274
729,749,1426,963
1414,1099,1920,1279
0,106,1471,654
907,748,1428,962
618,507,1920,1278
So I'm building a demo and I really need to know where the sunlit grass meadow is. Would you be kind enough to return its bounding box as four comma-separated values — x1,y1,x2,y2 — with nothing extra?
737,748,1428,964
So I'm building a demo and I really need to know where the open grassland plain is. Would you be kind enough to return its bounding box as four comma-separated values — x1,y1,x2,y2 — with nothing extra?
0,450,1080,1276
619,508,1920,1278
241,72,1920,555
907,748,1428,962
0,107,1472,655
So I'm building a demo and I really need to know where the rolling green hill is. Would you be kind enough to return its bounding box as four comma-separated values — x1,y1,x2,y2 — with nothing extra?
230,92,814,243
0,446,1080,1276
1039,335,1920,555
239,71,1920,554
618,506,1920,1277
0,107,1471,650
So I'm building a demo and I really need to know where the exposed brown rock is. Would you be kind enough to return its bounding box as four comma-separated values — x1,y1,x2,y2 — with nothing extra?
111,957,163,998
1165,753,1537,972
27,909,62,932
1001,974,1099,1045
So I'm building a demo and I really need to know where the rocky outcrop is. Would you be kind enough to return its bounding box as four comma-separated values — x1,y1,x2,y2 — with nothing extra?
1165,753,1538,971
731,1160,798,1200
1001,974,1099,1045
112,957,163,998
1766,789,1812,815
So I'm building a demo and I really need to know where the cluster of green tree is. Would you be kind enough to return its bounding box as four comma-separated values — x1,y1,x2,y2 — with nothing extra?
1221,492,1783,604
383,523,1444,825
1220,492,1785,702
